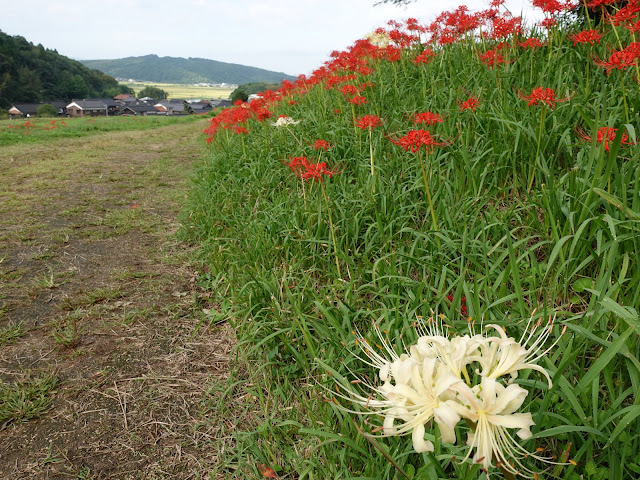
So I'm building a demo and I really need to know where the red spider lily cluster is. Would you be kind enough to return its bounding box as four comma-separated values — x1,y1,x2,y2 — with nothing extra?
312,139,333,151
458,96,480,112
518,87,570,108
570,29,602,46
284,156,339,182
388,129,452,153
518,37,544,49
356,114,383,130
412,112,443,125
593,42,640,74
478,48,509,68
576,126,634,150
2,119,68,134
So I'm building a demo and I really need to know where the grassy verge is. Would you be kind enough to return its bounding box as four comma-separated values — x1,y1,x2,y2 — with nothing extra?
185,4,640,479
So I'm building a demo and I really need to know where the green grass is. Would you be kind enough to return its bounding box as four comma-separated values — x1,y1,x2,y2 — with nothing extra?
0,374,58,429
0,321,27,345
183,6,640,480
0,114,206,146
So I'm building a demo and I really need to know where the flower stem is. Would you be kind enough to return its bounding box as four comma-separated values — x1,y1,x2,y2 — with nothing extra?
369,129,376,193
528,106,546,193
321,182,342,279
418,151,439,245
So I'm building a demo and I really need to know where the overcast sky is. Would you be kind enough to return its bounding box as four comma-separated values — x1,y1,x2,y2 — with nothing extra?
0,0,542,77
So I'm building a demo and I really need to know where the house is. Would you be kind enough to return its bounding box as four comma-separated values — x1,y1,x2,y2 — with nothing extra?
153,100,189,115
8,103,40,119
8,101,67,118
120,104,160,116
113,93,136,102
188,102,212,114
66,99,118,117
210,99,233,109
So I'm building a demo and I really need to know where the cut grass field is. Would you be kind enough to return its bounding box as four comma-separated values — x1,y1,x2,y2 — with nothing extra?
0,114,206,147
0,117,235,478
122,81,234,100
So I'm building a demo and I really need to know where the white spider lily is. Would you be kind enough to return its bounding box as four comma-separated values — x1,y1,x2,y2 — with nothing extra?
271,116,301,127
472,317,564,387
452,377,549,477
346,325,463,452
379,357,463,452
333,313,563,477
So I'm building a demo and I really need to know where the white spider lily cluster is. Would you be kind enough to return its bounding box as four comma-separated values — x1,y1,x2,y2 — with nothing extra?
271,116,301,127
338,314,564,478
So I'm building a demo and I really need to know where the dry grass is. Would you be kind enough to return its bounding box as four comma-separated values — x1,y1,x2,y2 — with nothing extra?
0,120,236,479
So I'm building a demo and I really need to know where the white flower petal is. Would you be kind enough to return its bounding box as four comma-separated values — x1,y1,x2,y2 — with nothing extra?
411,423,434,453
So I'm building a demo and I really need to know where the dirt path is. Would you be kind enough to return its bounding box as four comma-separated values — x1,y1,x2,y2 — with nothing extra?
0,120,233,479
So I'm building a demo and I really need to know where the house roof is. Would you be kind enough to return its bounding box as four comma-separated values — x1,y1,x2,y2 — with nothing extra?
114,93,135,100
68,99,118,109
8,104,40,115
154,100,186,111
189,103,211,111
121,104,158,114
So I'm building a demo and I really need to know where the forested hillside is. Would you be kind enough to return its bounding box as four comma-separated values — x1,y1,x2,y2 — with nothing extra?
0,30,128,108
80,55,297,85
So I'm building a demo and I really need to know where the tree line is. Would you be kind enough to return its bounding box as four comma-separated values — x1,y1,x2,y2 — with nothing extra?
0,29,133,109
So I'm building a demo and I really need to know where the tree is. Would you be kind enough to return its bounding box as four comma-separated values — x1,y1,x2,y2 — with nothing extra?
37,103,58,117
138,85,167,99
230,88,249,103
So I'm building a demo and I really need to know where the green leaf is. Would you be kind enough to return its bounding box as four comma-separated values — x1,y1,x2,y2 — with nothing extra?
606,406,640,446
574,327,634,395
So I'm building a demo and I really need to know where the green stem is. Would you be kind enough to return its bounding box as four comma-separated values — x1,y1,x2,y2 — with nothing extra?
418,150,439,245
321,182,342,279
528,107,546,193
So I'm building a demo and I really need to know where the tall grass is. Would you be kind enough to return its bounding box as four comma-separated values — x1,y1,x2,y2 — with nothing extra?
185,3,640,478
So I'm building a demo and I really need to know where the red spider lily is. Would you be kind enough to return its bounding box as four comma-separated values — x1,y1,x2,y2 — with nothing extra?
570,29,602,46
388,129,452,153
608,3,640,26
539,17,558,29
576,126,633,150
489,13,522,39
339,84,360,96
593,42,640,74
446,294,468,316
346,95,368,106
381,45,402,62
284,156,339,182
585,0,618,7
356,115,382,130
412,111,443,125
284,156,311,172
234,126,248,135
518,37,544,49
533,0,576,13
458,96,480,112
412,47,438,65
517,87,570,108
478,49,509,68
313,139,333,151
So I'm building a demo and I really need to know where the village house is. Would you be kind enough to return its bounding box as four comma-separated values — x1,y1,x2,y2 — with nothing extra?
8,101,67,119
120,103,161,116
153,99,189,114
66,99,118,117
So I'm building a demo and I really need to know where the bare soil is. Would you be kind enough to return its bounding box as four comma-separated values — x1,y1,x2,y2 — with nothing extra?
0,120,234,479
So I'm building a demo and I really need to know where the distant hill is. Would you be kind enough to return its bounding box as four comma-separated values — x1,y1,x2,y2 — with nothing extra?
0,29,126,108
80,55,297,85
